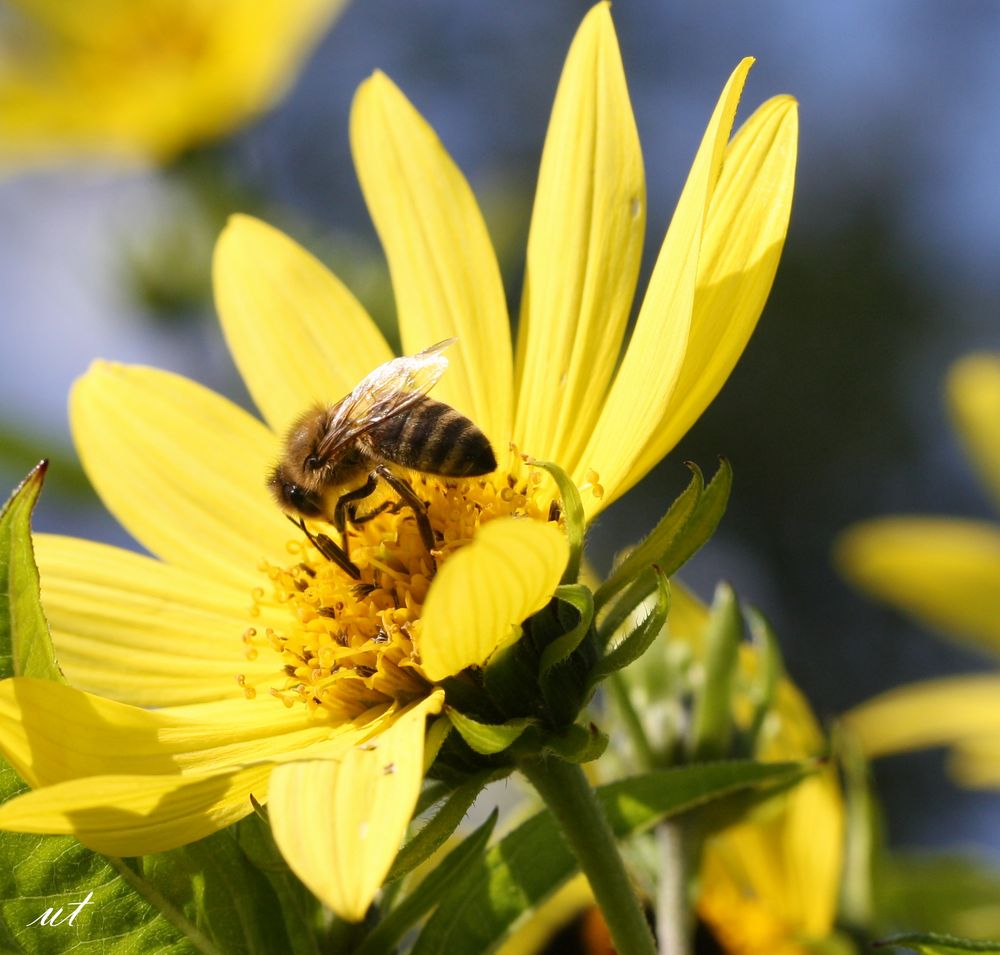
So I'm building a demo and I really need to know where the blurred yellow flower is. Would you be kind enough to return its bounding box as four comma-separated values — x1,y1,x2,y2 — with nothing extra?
0,2,796,921
839,354,1000,787
676,590,848,955
0,0,348,166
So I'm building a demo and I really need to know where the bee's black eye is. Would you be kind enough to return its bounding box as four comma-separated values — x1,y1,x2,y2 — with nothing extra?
287,484,323,517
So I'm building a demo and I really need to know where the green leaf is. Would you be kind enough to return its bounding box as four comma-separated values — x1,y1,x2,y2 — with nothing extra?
689,582,741,760
412,759,808,955
388,771,504,883
877,933,1000,954
594,464,702,611
0,462,63,683
357,811,498,955
875,853,1000,940
587,570,670,691
447,709,535,756
529,459,584,584
541,722,608,764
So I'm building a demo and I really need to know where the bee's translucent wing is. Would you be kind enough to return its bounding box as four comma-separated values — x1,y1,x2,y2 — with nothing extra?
316,338,456,458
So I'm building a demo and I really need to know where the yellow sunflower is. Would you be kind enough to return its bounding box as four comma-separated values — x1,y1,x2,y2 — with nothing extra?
0,0,348,166
838,354,1000,787
0,2,797,921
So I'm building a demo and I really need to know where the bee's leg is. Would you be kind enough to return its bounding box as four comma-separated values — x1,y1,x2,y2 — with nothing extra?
350,500,394,525
287,516,361,580
374,466,435,556
333,473,380,560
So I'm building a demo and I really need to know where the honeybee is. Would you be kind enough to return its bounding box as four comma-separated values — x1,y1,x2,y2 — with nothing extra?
269,339,497,579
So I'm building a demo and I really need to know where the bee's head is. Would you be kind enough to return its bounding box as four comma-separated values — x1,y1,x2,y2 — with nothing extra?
268,463,325,519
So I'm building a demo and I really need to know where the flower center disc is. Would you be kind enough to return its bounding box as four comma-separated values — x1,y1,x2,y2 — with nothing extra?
244,463,560,720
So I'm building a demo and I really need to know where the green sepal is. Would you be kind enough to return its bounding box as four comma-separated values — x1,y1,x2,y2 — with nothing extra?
412,759,810,955
387,770,505,883
594,463,702,612
742,606,784,754
357,811,498,955
529,459,584,584
587,568,670,692
595,460,732,637
876,934,1000,954
446,708,535,755
540,722,608,764
539,584,594,675
0,461,63,683
689,582,741,761
836,722,880,931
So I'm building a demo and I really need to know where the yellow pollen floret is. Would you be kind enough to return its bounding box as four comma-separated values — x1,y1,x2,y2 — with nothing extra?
245,460,570,719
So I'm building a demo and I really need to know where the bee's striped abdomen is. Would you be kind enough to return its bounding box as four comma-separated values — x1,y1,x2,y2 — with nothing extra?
371,396,496,477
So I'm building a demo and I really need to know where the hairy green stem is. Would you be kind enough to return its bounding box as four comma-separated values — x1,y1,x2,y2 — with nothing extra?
519,756,656,955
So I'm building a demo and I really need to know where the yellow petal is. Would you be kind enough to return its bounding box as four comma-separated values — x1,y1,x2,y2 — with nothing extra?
36,534,281,707
350,72,512,446
622,96,798,487
0,0,349,164
512,2,645,471
0,677,373,787
0,764,271,856
581,59,754,510
417,518,568,682
835,517,1000,653
948,736,1000,788
845,675,1000,758
269,691,443,921
71,362,290,590
213,215,394,435
947,353,1000,507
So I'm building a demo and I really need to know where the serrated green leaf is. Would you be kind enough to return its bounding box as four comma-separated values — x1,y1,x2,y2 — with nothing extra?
529,460,584,585
878,932,1000,954
0,462,62,683
413,759,807,955
587,570,670,691
388,770,503,883
357,811,498,955
447,709,535,756
594,464,702,612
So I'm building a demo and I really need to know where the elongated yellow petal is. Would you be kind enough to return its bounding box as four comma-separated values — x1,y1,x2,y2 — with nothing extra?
36,534,281,707
350,72,512,445
269,691,443,921
619,96,798,489
845,675,1000,758
947,353,1000,506
948,735,1000,788
71,362,290,590
0,677,377,787
580,59,754,510
214,215,394,435
417,518,568,681
835,517,1000,653
512,2,644,471
0,764,271,856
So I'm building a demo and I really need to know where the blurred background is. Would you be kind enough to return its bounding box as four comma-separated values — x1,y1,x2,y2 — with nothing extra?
1,0,998,865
